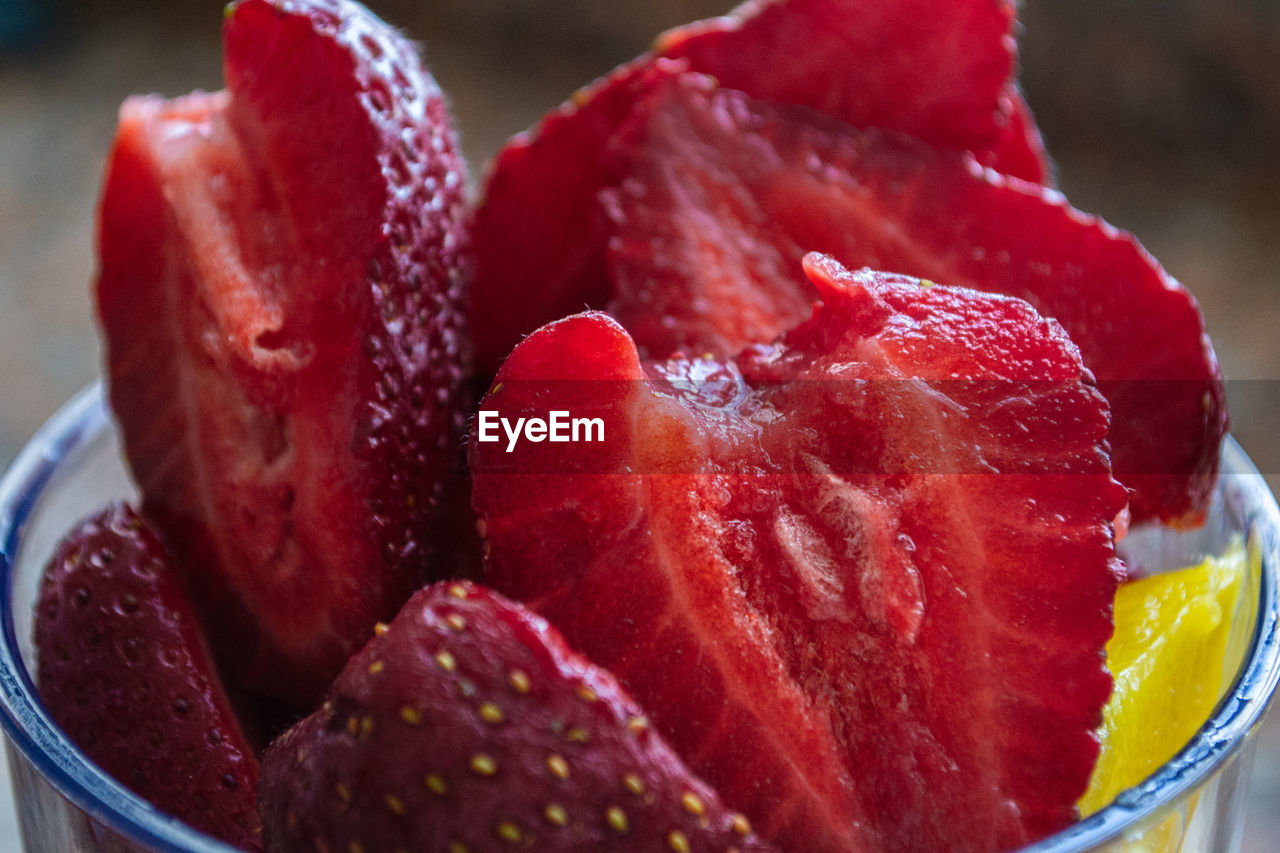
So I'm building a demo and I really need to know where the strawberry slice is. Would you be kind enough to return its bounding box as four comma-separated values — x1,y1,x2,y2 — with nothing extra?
982,84,1053,184
35,504,261,850
654,0,1047,182
95,0,472,709
471,0,1048,375
470,57,683,378
600,75,1223,525
470,258,1127,852
260,581,775,853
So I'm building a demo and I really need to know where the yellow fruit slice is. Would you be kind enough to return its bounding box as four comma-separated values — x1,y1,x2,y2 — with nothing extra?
1080,540,1253,817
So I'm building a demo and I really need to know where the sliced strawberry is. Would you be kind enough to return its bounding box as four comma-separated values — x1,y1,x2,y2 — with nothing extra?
470,258,1127,852
95,0,472,709
980,84,1053,184
654,0,1047,182
260,581,775,853
600,75,1223,524
35,504,261,850
470,57,685,376
472,0,1049,375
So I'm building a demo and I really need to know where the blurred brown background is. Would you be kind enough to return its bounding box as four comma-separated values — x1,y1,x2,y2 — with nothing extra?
1,0,1278,849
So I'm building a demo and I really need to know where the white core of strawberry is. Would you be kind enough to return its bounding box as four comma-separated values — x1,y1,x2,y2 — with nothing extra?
135,91,308,374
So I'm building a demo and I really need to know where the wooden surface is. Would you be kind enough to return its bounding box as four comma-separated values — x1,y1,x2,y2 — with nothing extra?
0,0,1277,849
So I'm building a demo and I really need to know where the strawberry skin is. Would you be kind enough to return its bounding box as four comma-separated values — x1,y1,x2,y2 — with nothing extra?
35,503,261,850
471,258,1127,852
260,581,774,853
599,73,1223,525
95,0,471,709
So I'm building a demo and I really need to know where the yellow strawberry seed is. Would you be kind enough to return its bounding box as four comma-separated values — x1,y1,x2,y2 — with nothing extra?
546,753,570,779
605,806,629,834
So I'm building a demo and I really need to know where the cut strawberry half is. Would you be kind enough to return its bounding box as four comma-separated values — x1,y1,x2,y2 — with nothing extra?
261,581,775,853
654,0,1047,182
600,75,1223,524
36,504,261,850
95,0,472,709
471,0,1049,375
470,257,1127,852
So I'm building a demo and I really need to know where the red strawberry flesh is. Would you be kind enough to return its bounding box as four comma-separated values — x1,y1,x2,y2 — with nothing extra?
600,75,1223,524
260,581,775,853
471,0,1050,375
471,258,1127,852
96,0,471,708
655,0,1047,182
469,57,685,376
35,503,261,850
982,84,1053,183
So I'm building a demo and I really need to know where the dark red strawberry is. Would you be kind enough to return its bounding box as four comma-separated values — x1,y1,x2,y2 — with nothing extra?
260,581,775,853
471,258,1128,852
95,0,472,709
599,74,1223,525
35,503,261,850
471,0,1049,375
654,0,1047,182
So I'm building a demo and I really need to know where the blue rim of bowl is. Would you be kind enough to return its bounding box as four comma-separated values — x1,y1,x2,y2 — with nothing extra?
0,383,1275,852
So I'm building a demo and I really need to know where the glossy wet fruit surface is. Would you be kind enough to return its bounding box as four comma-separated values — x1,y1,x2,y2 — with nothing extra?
472,257,1128,852
471,0,1053,377
471,63,1223,528
53,0,1243,849
96,0,472,710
